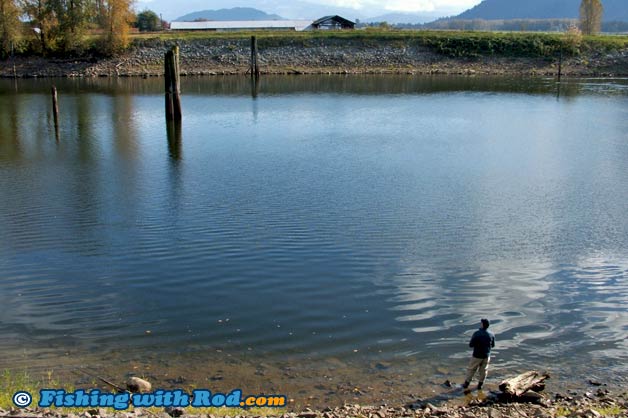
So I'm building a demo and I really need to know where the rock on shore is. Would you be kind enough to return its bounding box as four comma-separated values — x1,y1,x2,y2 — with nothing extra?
1,37,627,78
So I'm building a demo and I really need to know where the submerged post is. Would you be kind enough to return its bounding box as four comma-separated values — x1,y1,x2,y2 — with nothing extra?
51,86,60,139
165,46,182,121
250,36,260,78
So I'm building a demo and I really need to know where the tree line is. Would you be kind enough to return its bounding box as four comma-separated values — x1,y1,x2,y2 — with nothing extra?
0,0,165,58
367,0,609,36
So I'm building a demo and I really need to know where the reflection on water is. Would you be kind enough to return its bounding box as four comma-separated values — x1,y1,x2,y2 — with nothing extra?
0,76,627,399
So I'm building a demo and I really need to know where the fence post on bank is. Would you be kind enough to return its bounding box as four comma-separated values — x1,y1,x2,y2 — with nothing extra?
51,86,60,140
165,46,182,122
557,48,563,82
250,36,260,78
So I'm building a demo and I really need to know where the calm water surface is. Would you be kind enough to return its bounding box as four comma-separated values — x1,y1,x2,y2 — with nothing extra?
0,76,627,401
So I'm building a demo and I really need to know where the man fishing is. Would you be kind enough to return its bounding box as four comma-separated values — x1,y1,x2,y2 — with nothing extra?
463,318,495,390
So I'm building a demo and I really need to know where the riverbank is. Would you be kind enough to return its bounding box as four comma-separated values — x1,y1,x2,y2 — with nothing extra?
1,33,627,78
1,384,626,418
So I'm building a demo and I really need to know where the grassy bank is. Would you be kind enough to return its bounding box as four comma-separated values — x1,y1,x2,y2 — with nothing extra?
129,29,628,58
3,29,627,78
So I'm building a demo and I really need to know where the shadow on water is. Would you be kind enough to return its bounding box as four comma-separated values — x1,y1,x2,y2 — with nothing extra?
0,75,612,98
0,91,21,161
251,75,260,99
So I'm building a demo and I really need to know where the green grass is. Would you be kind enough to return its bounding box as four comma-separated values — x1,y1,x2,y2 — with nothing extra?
129,29,628,58
0,370,286,417
555,404,625,417
555,405,571,416
0,369,72,409
594,405,624,416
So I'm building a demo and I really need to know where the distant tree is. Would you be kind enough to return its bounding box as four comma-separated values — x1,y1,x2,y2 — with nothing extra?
136,9,160,32
99,0,134,54
0,0,21,57
579,0,603,35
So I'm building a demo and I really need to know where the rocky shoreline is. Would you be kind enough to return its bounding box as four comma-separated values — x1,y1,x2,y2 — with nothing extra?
2,385,626,418
1,37,627,78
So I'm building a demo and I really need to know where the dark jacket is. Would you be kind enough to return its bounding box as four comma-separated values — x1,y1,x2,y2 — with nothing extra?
469,328,495,359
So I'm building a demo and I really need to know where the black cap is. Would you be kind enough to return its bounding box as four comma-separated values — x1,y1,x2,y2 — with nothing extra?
481,318,490,328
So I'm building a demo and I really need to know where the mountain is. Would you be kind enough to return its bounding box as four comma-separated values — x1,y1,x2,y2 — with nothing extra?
138,0,371,22
175,7,283,22
455,0,628,22
364,12,443,25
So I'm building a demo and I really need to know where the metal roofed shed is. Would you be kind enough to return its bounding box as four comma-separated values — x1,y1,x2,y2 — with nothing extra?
170,20,312,32
310,15,355,30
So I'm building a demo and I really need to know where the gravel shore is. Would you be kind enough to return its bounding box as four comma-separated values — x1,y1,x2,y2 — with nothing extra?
2,385,626,418
1,37,627,78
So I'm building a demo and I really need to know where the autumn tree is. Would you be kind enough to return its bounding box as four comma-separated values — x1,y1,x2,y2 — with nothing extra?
579,0,603,35
99,0,134,54
20,0,58,52
0,0,20,58
50,0,92,52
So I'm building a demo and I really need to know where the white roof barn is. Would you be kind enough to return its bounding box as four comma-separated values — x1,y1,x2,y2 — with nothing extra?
170,20,313,31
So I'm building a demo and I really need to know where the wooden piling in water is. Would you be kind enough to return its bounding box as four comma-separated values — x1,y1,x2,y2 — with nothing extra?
250,36,260,78
165,46,182,121
167,119,182,160
51,86,60,139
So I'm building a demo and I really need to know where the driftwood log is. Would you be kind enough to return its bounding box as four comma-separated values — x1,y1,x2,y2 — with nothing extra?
499,371,551,397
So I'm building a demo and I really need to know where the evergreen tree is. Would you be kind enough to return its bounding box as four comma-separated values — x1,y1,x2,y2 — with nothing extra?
136,9,159,32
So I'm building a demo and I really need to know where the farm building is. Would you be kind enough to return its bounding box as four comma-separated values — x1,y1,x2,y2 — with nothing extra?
310,15,355,30
170,20,312,31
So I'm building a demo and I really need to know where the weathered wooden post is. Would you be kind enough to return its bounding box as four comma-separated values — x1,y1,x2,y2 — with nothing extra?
250,36,260,78
11,41,17,79
51,86,60,139
165,50,174,119
164,46,182,121
172,45,182,120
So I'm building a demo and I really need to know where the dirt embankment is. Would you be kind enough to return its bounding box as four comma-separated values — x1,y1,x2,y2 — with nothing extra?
1,37,627,78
